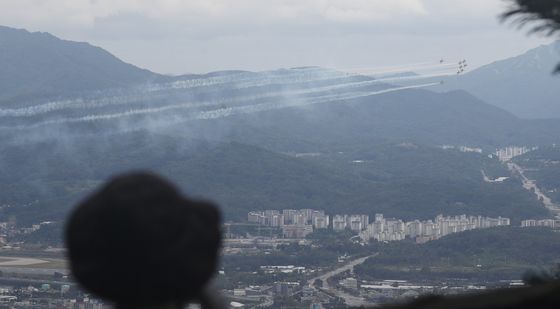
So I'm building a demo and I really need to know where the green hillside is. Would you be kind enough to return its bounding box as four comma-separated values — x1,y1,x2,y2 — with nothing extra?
356,227,560,282
514,146,560,204
0,133,546,225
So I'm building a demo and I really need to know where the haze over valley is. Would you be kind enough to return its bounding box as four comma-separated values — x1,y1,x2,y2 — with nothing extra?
1,20,560,307
1,25,560,225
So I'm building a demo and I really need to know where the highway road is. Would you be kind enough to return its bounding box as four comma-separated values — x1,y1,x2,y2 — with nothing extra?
508,163,560,216
307,254,378,307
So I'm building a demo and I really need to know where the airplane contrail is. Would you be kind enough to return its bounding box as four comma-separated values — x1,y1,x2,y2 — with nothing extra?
0,61,455,118
131,61,451,93
0,69,353,117
149,67,347,92
337,61,438,72
364,71,456,83
125,60,459,95
0,64,454,118
0,70,447,119
1,82,439,131
167,63,452,90
340,62,457,76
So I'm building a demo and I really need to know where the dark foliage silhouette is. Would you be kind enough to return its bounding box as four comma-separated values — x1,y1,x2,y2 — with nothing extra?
503,0,560,72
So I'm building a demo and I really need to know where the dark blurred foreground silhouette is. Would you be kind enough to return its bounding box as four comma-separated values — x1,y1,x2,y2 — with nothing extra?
65,172,224,309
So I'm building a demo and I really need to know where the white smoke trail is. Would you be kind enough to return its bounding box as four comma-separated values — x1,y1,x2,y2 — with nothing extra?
0,68,353,117
366,71,456,83
0,94,152,117
176,63,451,90
0,70,450,119
338,61,436,73
0,70,449,119
341,62,456,76
144,61,449,92
0,61,456,118
149,67,347,92
2,82,439,131
173,82,442,123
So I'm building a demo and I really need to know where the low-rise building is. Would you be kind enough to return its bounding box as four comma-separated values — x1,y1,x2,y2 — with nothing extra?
282,225,313,238
340,277,358,290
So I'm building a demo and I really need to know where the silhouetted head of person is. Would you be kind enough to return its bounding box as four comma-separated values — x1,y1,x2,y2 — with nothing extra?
65,172,222,308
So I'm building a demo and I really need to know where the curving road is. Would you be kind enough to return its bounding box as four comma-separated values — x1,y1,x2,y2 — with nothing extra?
308,254,378,307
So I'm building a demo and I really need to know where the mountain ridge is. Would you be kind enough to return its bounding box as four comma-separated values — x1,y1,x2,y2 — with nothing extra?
0,26,558,225
436,41,560,119
0,25,160,106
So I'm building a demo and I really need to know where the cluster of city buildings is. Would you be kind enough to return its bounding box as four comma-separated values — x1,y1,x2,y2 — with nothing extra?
0,218,57,247
440,145,540,162
247,210,512,243
247,209,369,238
332,214,370,232
0,284,107,309
441,145,483,154
260,265,307,274
19,221,55,235
360,214,511,243
226,281,327,309
521,219,560,229
248,209,329,228
225,276,499,309
338,277,504,303
494,146,538,162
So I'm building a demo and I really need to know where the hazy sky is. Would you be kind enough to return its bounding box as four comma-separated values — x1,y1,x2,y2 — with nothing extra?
0,0,554,75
